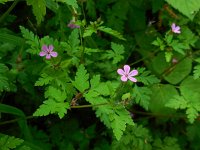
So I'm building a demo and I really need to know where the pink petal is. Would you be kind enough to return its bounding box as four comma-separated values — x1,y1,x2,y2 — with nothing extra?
175,26,180,31
50,52,58,57
39,51,47,57
129,70,138,76
175,29,181,34
42,45,48,52
46,54,51,59
171,23,175,29
117,69,125,76
128,76,137,82
124,65,130,74
48,45,54,52
121,75,128,82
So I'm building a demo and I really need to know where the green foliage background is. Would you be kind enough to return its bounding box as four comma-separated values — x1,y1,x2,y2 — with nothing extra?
1,0,200,149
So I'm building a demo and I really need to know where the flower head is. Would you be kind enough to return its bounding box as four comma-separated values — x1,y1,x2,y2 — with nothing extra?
171,23,181,34
67,21,80,29
39,45,58,59
117,65,138,82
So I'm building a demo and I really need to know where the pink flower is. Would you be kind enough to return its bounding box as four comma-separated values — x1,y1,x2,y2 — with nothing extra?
171,23,181,34
39,45,58,59
67,21,80,29
117,65,138,82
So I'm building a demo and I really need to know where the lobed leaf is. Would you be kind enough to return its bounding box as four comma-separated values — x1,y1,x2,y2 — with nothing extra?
33,99,70,119
72,64,89,93
0,134,24,149
26,0,46,24
98,26,126,40
132,85,152,110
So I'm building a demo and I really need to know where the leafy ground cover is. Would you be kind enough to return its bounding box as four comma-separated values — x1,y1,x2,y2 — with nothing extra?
1,0,200,149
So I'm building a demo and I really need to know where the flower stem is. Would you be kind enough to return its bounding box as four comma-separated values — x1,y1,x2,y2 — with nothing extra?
70,102,109,109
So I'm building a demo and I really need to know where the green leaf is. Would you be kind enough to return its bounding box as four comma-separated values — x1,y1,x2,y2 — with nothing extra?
68,29,80,54
110,108,134,140
33,99,70,118
193,64,200,79
35,73,54,86
0,134,24,149
165,0,200,20
26,0,46,24
149,84,178,114
0,0,8,4
178,27,198,47
85,81,133,140
166,76,200,123
137,68,160,85
98,26,126,40
153,137,181,150
170,40,188,55
152,37,165,51
186,105,200,123
165,95,188,109
104,42,124,64
55,0,78,8
112,125,152,150
0,63,9,92
0,32,24,46
152,52,192,84
45,86,66,102
166,96,200,123
72,64,89,93
83,26,97,38
132,85,152,110
165,51,173,62
90,75,100,89
180,76,200,103
84,47,100,55
20,26,40,54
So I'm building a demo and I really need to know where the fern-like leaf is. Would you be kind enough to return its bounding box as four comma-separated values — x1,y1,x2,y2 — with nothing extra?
153,137,181,150
85,76,134,140
44,86,66,102
20,26,40,54
166,95,200,123
137,68,160,85
72,65,89,93
110,108,134,140
132,85,152,110
26,0,46,24
193,65,200,79
34,86,69,118
112,124,152,150
0,134,24,149
35,73,54,86
104,42,124,64
33,99,69,118
0,63,9,92
98,26,126,40
165,95,187,109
